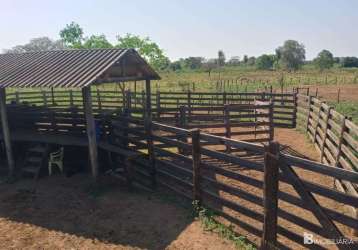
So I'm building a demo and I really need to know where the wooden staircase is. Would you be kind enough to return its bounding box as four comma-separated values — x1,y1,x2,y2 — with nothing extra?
22,144,49,180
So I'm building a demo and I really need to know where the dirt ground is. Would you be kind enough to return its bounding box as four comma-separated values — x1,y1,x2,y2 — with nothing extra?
0,175,236,250
300,83,358,102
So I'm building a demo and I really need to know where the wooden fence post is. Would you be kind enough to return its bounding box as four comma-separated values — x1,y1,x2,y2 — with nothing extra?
306,96,312,132
156,91,161,119
96,88,102,110
0,88,15,179
178,106,188,154
320,107,332,162
269,101,274,141
15,91,20,103
42,90,48,106
224,104,231,153
51,87,55,106
293,92,297,128
261,141,280,250
69,90,74,107
191,129,201,202
125,90,131,110
187,90,192,121
145,79,156,188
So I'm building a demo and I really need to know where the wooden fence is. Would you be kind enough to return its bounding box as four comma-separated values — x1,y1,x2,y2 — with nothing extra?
110,115,358,249
5,89,296,128
296,94,358,238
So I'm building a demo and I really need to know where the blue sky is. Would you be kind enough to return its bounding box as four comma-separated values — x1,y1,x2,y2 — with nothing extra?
0,0,357,60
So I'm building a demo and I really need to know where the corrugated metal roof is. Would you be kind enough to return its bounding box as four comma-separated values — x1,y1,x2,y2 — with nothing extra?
0,48,160,88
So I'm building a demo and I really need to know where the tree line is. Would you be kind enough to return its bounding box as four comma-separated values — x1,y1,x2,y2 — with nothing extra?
4,22,358,71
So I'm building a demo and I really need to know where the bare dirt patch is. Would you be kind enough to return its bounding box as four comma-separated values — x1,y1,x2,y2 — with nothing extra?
301,84,358,102
0,175,235,250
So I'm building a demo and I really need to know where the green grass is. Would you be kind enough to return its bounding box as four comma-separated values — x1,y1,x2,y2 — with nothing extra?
330,101,358,123
193,200,256,250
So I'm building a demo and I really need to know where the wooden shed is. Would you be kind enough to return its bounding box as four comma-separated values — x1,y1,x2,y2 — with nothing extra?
0,48,160,181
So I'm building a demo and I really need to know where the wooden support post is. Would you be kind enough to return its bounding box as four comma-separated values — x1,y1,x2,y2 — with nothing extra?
145,79,156,188
191,129,201,202
82,86,99,182
0,88,15,179
261,141,280,250
337,88,341,103
223,104,231,153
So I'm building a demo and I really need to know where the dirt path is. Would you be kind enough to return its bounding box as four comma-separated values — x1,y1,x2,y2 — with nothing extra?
0,175,235,250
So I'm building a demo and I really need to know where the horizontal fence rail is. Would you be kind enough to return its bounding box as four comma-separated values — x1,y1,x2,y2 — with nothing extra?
5,89,297,128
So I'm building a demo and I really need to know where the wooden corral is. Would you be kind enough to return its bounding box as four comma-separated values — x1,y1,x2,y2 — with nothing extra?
1,50,358,249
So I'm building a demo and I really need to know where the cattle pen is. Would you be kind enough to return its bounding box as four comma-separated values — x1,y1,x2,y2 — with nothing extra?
0,49,357,250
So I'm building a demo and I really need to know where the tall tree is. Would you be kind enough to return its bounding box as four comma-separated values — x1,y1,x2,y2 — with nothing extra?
5,37,65,53
314,50,334,70
83,35,113,48
256,54,275,70
242,55,248,64
341,57,358,68
60,22,84,48
276,40,305,70
116,33,170,70
217,50,226,66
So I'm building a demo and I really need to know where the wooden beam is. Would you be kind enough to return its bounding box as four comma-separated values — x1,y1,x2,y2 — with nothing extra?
82,86,99,181
0,88,15,178
145,79,156,188
261,141,280,249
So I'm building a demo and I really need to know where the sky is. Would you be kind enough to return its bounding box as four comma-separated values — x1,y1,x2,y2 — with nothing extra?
0,0,357,60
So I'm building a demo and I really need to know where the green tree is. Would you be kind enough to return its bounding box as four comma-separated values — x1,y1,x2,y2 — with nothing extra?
116,33,170,70
276,40,305,70
256,54,275,70
83,35,113,48
247,56,256,66
5,37,65,53
242,55,248,64
59,22,84,48
183,57,204,69
314,50,334,70
217,50,226,66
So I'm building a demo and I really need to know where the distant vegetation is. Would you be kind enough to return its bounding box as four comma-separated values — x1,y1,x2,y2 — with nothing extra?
4,21,358,72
